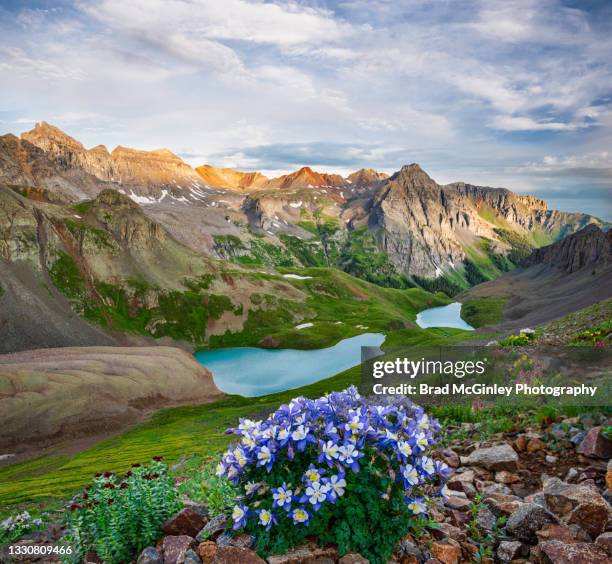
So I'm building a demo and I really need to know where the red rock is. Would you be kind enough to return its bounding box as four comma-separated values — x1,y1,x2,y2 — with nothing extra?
514,435,527,452
162,507,208,537
162,535,196,564
576,427,612,459
543,478,611,538
440,448,461,468
606,460,612,490
430,541,461,564
535,524,587,544
527,437,545,452
495,470,520,484
213,546,265,563
444,495,472,511
539,540,610,563
431,523,466,542
450,509,470,527
198,541,217,564
483,492,524,516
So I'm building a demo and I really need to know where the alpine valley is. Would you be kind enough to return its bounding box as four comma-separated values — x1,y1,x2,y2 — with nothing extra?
1,121,611,435
1,122,608,352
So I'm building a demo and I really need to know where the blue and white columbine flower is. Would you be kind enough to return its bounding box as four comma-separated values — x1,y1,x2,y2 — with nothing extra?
300,481,331,510
272,483,293,510
420,456,435,476
401,464,420,488
327,473,347,500
319,440,340,465
338,443,362,472
303,464,325,484
232,504,248,529
257,509,276,530
406,497,428,515
256,445,275,472
291,507,311,525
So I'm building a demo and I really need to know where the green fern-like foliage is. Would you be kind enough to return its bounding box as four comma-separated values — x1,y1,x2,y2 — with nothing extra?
61,458,181,564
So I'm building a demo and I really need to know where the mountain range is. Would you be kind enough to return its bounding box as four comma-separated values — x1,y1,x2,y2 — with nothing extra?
0,121,609,352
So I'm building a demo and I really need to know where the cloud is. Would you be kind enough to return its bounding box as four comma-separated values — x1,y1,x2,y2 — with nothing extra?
491,115,587,132
1,0,611,218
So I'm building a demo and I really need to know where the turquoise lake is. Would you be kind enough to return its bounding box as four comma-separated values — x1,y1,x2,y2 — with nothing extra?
415,302,474,330
195,333,385,396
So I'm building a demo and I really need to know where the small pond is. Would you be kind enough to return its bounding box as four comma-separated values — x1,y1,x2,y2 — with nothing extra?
195,333,385,397
415,302,474,331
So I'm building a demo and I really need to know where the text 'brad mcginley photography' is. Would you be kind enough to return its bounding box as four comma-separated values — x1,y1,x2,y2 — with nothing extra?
360,346,611,407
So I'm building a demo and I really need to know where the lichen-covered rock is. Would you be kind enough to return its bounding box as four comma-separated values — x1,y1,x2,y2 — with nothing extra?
506,503,556,544
576,427,612,459
211,545,265,564
162,535,196,564
543,477,611,538
538,540,611,563
497,540,525,562
595,532,612,555
196,514,227,542
137,547,163,564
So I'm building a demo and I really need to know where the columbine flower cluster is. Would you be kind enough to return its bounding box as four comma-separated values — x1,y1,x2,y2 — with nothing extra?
217,386,451,532
1,511,43,532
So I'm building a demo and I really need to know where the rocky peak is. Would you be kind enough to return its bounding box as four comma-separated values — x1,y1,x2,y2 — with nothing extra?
21,121,85,152
346,168,388,187
267,166,346,190
195,164,269,191
390,163,438,191
522,224,611,273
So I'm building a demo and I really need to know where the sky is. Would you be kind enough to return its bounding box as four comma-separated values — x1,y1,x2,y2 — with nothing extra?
0,0,611,219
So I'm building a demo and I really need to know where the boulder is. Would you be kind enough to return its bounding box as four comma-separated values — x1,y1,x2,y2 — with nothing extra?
483,492,524,517
466,444,518,471
444,496,471,511
197,541,217,564
505,503,556,544
496,540,525,562
538,540,610,563
577,427,612,459
162,535,196,564
137,547,163,564
162,507,208,537
543,477,611,538
430,540,461,564
197,514,227,542
475,505,497,532
535,524,589,544
212,546,265,564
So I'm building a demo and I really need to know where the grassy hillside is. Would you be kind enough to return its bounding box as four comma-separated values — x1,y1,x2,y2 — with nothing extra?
0,326,474,509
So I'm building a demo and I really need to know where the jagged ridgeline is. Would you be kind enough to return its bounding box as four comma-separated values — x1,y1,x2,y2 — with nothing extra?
0,122,606,349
